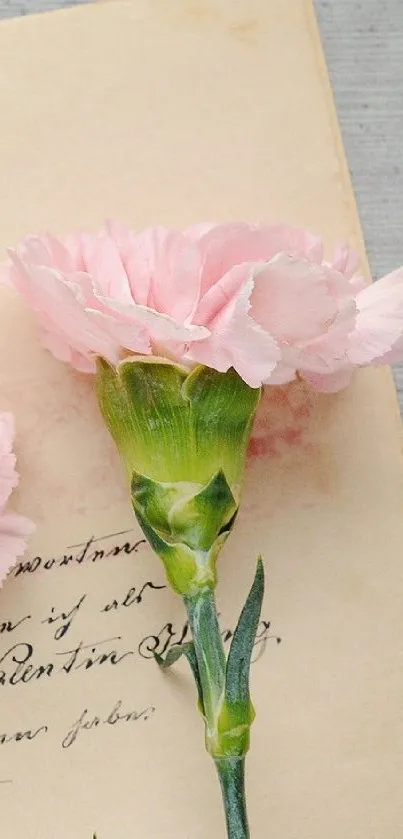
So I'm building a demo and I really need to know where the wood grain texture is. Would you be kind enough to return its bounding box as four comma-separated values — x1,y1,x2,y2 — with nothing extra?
1,0,403,409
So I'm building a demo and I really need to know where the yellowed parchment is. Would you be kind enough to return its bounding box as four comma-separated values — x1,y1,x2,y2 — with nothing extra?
0,2,402,837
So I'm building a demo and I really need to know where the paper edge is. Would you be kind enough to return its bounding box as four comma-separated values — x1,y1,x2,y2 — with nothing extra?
305,0,403,442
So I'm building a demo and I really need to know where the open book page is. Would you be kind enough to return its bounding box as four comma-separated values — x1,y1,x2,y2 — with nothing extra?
0,1,402,837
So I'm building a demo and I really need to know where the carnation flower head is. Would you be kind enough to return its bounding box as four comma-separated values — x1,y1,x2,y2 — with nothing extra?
2,220,403,391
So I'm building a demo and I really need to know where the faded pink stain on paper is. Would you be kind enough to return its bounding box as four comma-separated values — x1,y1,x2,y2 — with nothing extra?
248,379,317,460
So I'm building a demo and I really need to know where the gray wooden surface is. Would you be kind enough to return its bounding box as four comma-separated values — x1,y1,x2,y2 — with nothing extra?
1,0,402,408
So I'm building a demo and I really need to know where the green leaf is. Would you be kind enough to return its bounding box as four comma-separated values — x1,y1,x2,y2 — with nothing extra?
225,558,265,712
154,642,205,714
213,559,264,758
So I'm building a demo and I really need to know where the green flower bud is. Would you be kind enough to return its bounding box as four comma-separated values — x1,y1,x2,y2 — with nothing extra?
95,357,261,595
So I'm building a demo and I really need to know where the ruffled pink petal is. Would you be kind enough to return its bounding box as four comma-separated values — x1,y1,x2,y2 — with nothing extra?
348,268,403,365
7,235,64,279
195,223,324,296
118,226,158,307
41,330,96,372
145,229,202,322
301,368,354,392
184,222,217,239
0,412,35,585
106,225,191,311
331,242,360,277
103,219,132,243
293,301,356,374
263,363,296,386
84,307,151,356
250,255,337,343
0,511,35,586
66,273,151,357
18,234,75,274
43,234,76,273
194,263,249,325
0,261,14,287
188,272,280,388
63,232,88,271
0,412,14,457
349,274,368,293
18,235,55,268
79,235,133,303
191,222,251,295
76,233,102,273
0,414,18,509
126,228,161,307
94,293,209,345
8,253,124,368
107,225,184,310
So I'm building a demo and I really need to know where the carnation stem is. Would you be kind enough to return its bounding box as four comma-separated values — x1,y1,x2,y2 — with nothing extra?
184,590,251,839
215,757,250,839
184,589,226,725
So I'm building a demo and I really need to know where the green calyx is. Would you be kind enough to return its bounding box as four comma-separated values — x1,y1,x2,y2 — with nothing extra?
131,469,237,594
95,357,260,490
95,356,261,595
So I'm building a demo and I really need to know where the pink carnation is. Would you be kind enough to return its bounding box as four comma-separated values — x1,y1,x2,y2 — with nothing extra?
2,220,403,391
0,413,35,586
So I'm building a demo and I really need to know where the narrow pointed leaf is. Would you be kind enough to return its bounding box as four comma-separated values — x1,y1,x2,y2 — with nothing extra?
225,558,265,709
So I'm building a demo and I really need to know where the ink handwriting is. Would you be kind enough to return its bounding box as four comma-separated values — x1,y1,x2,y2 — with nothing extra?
101,581,166,613
11,531,147,578
62,699,155,748
0,725,48,746
0,614,31,635
0,636,134,688
42,595,86,640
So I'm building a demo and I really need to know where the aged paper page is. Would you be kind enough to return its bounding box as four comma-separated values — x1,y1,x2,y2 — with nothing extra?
0,1,402,837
